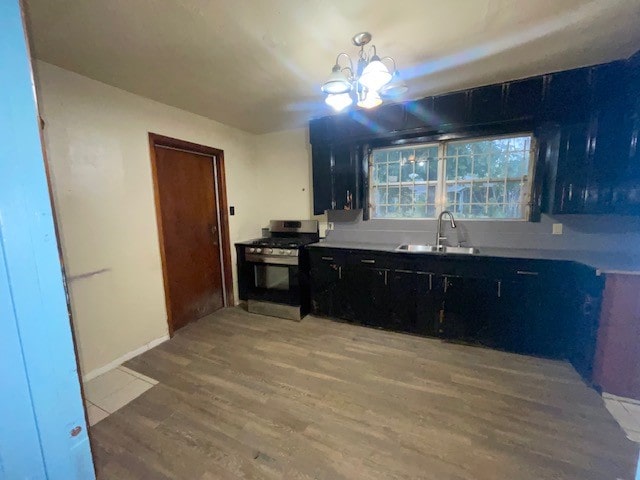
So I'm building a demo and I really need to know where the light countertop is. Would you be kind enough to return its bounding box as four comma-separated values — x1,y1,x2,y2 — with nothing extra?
308,240,640,275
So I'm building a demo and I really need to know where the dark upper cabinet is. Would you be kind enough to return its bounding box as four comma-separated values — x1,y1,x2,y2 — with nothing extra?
309,117,329,145
592,62,627,110
332,144,358,210
309,143,361,214
468,84,504,125
365,103,406,134
503,77,544,121
404,97,436,132
311,56,640,216
542,68,592,123
433,91,468,128
311,145,332,215
549,123,590,214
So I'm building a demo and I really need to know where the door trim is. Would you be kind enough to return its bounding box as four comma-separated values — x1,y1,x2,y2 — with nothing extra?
148,133,234,335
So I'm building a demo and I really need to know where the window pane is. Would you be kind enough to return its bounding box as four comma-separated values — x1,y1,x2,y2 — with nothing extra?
370,135,532,220
388,163,400,183
373,151,387,164
388,186,400,205
472,155,489,179
414,162,427,182
372,186,387,205
441,135,532,219
400,162,414,182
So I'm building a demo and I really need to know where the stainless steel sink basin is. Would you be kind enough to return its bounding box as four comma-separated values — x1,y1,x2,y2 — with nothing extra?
442,246,479,255
395,244,479,255
395,244,438,253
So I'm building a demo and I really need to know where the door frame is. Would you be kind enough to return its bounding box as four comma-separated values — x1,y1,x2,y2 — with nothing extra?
148,133,234,335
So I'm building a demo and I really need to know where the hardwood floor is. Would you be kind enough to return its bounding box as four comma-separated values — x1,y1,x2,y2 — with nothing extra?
90,307,638,479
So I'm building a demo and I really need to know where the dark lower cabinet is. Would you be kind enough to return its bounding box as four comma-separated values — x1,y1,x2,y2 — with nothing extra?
388,270,441,335
308,247,604,382
439,275,499,344
497,276,563,357
308,250,347,319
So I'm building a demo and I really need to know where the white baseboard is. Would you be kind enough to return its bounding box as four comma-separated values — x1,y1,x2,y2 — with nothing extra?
81,334,170,383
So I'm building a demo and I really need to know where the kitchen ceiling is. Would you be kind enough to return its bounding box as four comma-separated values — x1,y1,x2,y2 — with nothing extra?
24,0,640,134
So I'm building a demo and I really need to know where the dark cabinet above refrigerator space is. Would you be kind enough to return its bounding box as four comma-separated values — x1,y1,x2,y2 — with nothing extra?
310,52,640,216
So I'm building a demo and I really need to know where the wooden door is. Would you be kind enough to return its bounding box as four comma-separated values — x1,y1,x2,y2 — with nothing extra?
154,146,225,332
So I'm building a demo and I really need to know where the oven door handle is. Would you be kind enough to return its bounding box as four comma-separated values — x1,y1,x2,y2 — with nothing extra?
245,254,297,266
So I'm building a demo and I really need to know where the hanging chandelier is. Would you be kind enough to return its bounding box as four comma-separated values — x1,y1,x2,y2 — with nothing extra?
321,32,408,112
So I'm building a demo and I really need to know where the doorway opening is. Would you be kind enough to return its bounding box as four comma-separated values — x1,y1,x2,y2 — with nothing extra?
148,133,233,334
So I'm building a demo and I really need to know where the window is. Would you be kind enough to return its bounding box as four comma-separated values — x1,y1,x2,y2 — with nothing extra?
370,134,534,220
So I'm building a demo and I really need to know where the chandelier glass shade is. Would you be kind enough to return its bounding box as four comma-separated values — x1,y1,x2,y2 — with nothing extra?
321,32,407,112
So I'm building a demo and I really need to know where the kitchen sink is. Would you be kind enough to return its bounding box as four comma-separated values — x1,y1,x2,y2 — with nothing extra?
395,244,439,253
395,244,479,255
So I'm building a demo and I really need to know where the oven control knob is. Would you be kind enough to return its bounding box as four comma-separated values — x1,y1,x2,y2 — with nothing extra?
278,249,285,255
249,247,255,253
285,250,292,255
266,248,273,254
255,248,262,253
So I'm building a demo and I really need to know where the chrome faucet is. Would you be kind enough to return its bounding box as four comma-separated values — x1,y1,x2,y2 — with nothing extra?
435,210,456,250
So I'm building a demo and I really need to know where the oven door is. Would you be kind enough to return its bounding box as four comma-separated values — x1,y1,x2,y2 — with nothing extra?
246,261,300,306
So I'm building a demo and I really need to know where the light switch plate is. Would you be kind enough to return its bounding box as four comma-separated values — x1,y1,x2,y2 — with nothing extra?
552,223,563,235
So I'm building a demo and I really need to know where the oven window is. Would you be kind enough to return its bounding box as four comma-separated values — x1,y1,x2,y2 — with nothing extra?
254,264,290,290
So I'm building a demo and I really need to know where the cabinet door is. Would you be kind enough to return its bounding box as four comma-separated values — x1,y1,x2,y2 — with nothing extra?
311,145,332,215
441,275,499,343
504,77,543,121
387,269,437,334
332,145,357,210
309,252,343,317
498,275,564,358
415,272,442,336
468,84,504,125
552,124,590,214
386,269,415,332
433,92,468,128
405,97,436,132
542,69,592,123
343,256,389,327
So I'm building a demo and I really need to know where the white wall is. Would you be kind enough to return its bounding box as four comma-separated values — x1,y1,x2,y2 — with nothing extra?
252,128,313,224
35,61,313,377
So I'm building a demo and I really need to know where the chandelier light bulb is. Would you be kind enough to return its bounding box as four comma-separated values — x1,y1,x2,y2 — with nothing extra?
359,56,392,92
325,92,353,111
357,90,382,109
321,65,352,94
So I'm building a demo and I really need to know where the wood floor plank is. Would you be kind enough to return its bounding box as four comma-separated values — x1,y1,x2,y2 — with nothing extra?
90,307,638,479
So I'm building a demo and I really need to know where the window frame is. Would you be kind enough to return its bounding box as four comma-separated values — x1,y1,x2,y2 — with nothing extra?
368,132,536,221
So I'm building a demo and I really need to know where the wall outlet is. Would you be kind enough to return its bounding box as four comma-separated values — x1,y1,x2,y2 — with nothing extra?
327,222,334,231
552,223,563,235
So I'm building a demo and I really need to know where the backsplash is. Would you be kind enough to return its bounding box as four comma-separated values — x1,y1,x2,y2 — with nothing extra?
326,210,640,255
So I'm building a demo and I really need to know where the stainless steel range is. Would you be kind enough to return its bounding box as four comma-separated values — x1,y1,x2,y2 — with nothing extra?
236,220,319,321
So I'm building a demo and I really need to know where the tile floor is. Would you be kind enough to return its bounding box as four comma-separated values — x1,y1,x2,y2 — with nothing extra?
83,366,158,426
604,392,640,443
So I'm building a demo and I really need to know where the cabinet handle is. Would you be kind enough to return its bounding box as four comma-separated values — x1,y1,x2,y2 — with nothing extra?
429,274,433,291
338,266,342,280
497,280,501,298
384,270,388,286
395,269,413,274
516,270,539,276
321,256,334,261
443,277,449,293
361,259,376,264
